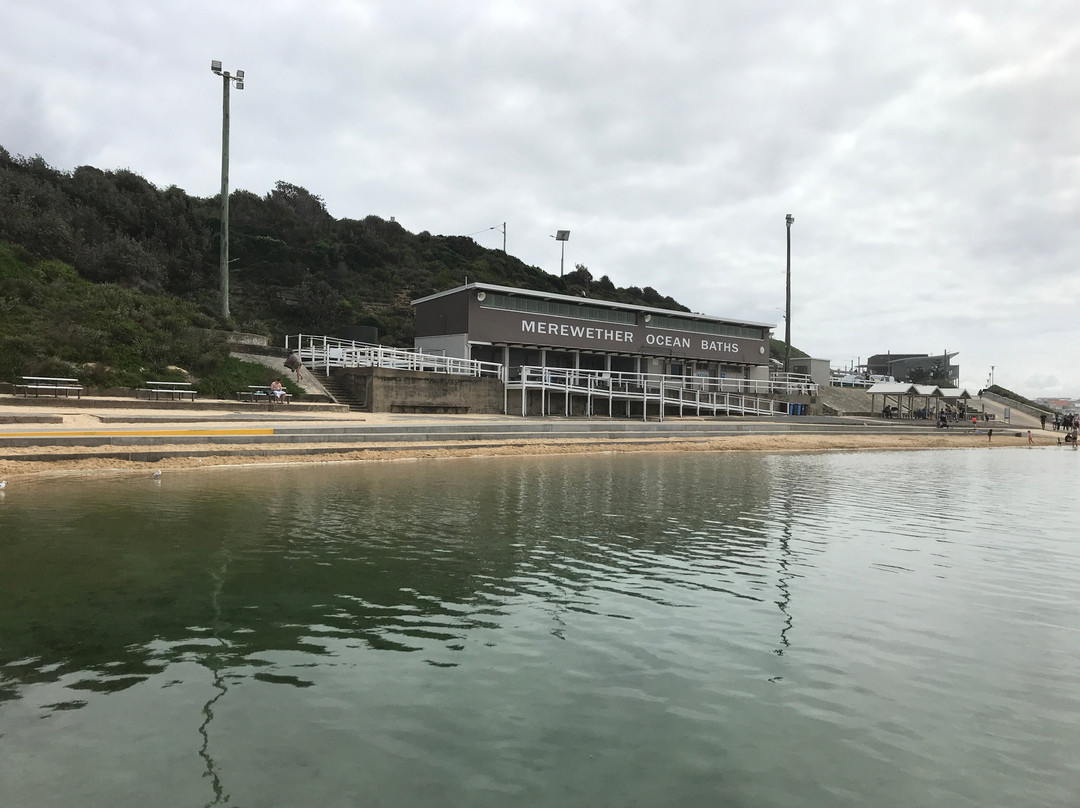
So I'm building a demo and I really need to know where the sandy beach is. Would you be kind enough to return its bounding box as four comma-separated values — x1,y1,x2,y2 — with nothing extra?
0,399,1062,479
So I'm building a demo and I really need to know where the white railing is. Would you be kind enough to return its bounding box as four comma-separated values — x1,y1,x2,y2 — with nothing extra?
284,334,504,379
507,366,796,420
768,372,818,395
829,375,894,388
281,335,812,419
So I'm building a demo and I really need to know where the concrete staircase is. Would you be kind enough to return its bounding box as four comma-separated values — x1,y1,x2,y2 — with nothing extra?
319,369,368,412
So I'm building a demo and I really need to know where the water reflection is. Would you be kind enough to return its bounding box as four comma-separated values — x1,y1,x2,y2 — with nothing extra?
3,449,1079,807
0,453,785,708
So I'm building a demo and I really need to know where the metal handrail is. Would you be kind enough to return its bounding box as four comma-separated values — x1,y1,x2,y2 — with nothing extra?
508,367,815,396
284,334,504,380
507,366,797,420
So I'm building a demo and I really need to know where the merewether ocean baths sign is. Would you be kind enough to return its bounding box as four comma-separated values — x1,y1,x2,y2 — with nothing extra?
524,319,742,353
507,315,761,362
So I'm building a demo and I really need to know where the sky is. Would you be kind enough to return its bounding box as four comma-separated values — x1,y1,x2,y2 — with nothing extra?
3,1,1079,398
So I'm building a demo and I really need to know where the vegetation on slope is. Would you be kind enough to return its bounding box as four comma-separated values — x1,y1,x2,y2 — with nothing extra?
984,385,1054,415
1,146,800,386
0,243,296,394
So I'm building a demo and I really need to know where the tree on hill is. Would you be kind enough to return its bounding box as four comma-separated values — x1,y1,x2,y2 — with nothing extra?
0,146,808,380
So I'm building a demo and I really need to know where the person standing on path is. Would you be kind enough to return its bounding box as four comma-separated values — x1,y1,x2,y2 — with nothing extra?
1040,413,1047,429
284,351,303,382
1028,430,1034,444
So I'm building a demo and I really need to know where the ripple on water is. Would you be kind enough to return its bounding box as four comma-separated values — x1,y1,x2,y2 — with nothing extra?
1,449,1079,806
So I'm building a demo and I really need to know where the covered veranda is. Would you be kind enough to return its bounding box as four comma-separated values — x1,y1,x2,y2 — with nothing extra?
868,383,973,419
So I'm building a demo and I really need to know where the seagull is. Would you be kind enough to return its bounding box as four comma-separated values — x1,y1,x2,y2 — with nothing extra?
0,480,6,489
151,470,162,479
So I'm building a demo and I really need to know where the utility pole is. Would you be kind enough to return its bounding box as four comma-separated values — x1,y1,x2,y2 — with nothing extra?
784,214,794,374
211,61,244,320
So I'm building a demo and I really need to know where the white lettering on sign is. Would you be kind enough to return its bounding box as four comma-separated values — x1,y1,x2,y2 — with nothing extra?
520,319,633,343
520,318,747,355
645,333,691,349
701,340,740,353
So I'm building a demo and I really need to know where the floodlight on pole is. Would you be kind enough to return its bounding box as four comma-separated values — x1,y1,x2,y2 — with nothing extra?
552,230,570,276
784,214,794,375
211,60,245,320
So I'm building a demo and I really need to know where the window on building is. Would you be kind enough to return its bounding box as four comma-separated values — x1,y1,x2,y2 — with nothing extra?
480,293,636,324
648,314,766,340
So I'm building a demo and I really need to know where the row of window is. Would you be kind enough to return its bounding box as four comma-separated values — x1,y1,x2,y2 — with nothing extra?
479,293,767,339
648,315,766,340
480,293,637,324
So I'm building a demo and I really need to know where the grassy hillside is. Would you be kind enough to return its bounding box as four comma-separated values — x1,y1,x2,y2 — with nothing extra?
1,146,806,385
0,243,299,396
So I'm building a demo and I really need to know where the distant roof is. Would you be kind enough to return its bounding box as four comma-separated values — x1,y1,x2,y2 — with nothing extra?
868,383,972,399
867,382,920,395
868,352,959,366
410,282,776,329
938,387,972,399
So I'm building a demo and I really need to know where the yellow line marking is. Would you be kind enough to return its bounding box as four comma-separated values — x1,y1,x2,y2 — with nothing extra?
0,428,275,438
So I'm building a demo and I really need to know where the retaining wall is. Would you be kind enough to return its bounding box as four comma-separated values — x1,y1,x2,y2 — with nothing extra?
337,367,505,414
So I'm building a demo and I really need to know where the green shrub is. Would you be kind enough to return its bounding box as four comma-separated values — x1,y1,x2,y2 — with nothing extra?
194,357,303,399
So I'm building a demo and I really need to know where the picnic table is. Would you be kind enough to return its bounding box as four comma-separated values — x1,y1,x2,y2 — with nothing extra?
237,385,291,404
137,381,197,402
15,376,84,398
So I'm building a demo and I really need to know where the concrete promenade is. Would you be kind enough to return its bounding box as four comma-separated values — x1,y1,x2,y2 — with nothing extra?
0,392,1049,472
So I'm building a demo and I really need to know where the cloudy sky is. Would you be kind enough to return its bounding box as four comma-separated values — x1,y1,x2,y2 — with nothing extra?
3,1,1079,397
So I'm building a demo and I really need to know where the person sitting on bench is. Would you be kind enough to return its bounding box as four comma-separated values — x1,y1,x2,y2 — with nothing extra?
270,379,287,403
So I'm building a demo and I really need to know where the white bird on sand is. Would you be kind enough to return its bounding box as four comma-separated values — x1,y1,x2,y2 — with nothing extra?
0,480,6,489
151,470,162,479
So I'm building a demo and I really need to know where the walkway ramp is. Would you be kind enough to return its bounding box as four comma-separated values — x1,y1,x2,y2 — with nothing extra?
818,386,875,416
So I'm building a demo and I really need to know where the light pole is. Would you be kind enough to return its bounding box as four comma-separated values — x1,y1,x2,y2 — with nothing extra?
784,213,794,375
552,230,570,276
211,60,244,320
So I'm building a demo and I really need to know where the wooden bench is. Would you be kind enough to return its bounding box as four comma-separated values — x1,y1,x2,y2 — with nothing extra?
135,381,197,402
15,376,83,398
237,385,291,404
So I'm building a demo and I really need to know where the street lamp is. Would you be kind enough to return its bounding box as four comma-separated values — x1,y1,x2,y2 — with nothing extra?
784,213,794,375
211,60,245,320
552,230,570,276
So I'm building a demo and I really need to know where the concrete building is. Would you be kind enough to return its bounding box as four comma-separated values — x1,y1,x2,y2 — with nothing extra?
789,357,832,388
412,282,775,383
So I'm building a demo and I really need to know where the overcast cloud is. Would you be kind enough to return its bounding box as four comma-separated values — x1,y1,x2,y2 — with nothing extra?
3,1,1078,396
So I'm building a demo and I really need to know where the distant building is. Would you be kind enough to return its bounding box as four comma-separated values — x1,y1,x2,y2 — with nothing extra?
867,351,959,385
1037,397,1080,414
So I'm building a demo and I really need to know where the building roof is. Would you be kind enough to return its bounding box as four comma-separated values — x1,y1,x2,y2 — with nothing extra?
867,382,920,395
937,387,972,399
868,383,972,399
869,352,959,366
410,282,776,330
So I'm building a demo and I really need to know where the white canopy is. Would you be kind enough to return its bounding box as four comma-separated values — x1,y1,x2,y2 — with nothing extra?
937,387,972,400
867,382,919,395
